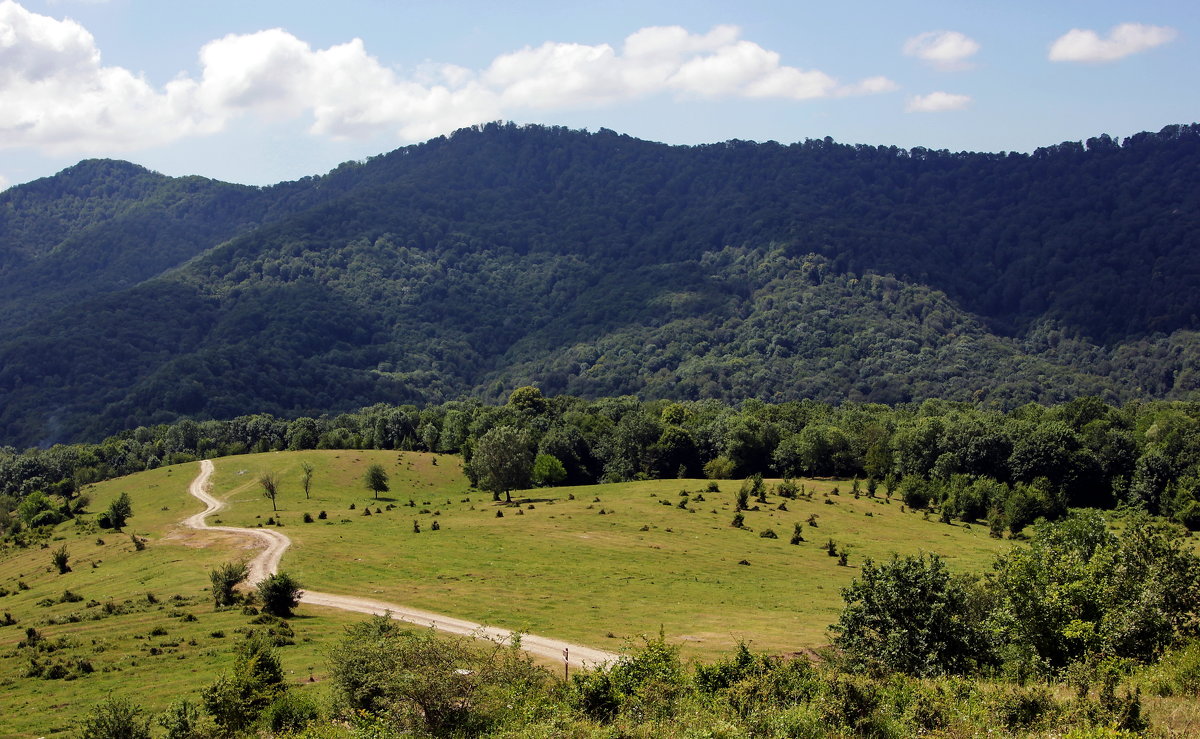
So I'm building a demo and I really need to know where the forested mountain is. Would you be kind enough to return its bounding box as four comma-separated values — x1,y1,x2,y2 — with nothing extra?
1,122,1198,447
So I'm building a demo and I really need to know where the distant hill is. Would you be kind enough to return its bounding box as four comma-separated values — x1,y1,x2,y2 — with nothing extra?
1,122,1198,446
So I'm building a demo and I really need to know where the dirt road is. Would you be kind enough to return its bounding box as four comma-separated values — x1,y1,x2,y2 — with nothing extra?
183,459,619,669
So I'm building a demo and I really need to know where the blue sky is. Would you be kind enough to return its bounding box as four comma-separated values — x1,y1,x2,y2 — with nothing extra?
0,0,1194,188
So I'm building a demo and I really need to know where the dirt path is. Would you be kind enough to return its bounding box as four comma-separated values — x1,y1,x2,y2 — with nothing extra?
183,460,619,669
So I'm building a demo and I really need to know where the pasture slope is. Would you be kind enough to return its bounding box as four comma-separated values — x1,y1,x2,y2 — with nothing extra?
185,458,619,669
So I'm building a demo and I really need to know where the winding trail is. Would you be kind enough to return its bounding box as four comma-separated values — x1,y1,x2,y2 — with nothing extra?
184,460,619,669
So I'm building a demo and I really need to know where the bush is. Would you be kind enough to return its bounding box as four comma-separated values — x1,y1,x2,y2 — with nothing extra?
202,631,285,734
759,529,778,539
832,553,994,676
303,512,313,523
704,456,735,480
77,696,150,739
257,573,303,617
209,561,248,608
52,544,70,574
104,493,134,530
329,614,550,734
157,698,204,739
262,691,319,733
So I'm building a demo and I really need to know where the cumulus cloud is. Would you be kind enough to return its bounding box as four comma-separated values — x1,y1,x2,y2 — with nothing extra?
1049,23,1176,62
0,3,897,155
903,31,980,69
906,91,971,113
0,173,9,191
0,0,219,153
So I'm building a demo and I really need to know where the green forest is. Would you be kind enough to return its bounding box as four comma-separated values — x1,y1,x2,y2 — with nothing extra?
2,123,1200,446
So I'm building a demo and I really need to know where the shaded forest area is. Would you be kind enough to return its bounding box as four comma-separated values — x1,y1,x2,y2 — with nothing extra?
1,123,1199,446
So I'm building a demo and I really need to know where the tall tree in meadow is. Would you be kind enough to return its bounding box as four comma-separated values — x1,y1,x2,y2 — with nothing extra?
364,463,389,500
259,473,280,512
300,462,314,500
468,426,533,502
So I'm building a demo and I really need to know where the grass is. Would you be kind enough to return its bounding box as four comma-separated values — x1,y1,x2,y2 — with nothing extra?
207,451,1009,658
3,451,1197,736
5,451,1199,736
0,461,361,738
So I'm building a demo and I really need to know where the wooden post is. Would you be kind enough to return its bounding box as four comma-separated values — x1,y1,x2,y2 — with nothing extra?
563,647,569,682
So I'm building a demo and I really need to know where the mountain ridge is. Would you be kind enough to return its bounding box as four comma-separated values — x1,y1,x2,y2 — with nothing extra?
1,122,1197,446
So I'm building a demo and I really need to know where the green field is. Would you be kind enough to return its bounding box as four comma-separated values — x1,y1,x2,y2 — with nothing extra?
0,462,362,738
0,451,1011,737
206,450,1008,656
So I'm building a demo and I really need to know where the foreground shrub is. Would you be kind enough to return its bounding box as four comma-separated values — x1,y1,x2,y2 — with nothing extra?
77,696,150,739
833,552,994,676
202,631,286,734
329,615,551,735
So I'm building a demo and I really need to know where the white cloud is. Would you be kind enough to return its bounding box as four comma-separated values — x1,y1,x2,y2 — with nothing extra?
1049,23,1176,62
0,3,897,155
0,173,9,191
903,31,980,69
837,75,900,97
0,0,219,154
906,92,971,113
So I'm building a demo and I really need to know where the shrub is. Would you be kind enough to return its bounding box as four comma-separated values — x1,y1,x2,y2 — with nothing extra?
209,561,248,608
317,510,327,520
302,512,313,523
77,696,150,739
531,453,568,487
736,486,750,511
790,522,805,545
104,493,134,530
261,691,318,733
202,631,286,734
833,553,994,676
704,456,735,480
157,698,204,739
759,529,778,539
731,513,745,528
52,544,70,574
256,573,303,617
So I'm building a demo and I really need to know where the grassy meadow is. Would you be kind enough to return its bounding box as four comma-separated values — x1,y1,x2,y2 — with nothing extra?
5,450,1199,736
0,462,363,738
0,450,1016,737
205,450,1009,656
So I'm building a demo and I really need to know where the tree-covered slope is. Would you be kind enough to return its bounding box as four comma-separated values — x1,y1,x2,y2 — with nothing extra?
1,122,1198,446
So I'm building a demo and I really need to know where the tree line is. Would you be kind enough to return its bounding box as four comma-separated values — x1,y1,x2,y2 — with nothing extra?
4,389,1199,538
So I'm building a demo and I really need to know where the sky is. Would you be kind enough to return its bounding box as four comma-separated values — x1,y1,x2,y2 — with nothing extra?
0,0,1195,189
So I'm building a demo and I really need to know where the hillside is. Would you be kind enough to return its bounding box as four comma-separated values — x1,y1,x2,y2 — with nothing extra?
1,122,1199,446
